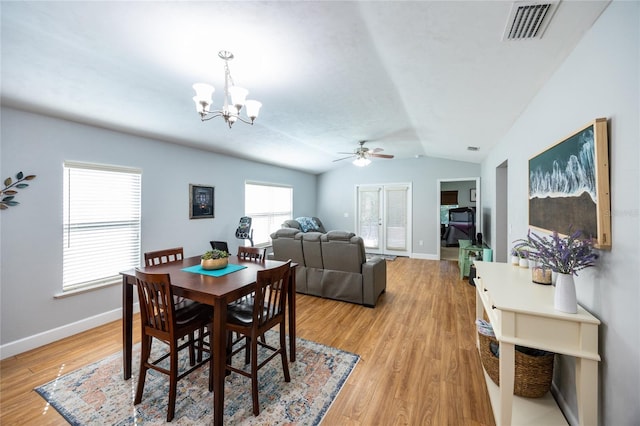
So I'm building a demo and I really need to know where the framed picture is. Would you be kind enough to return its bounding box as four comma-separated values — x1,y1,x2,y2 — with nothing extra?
528,118,611,249
470,188,477,202
189,184,215,219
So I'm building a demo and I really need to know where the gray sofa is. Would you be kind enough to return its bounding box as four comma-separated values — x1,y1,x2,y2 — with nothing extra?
270,228,386,307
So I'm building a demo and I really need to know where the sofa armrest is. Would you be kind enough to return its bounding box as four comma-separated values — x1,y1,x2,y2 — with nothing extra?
362,256,386,307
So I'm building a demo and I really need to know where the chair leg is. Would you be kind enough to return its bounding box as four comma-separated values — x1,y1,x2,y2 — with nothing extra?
188,331,196,366
134,335,152,404
280,322,290,382
167,341,179,422
250,334,260,415
244,336,251,365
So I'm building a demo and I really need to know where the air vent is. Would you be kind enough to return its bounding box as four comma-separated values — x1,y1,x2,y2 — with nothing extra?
502,1,559,40
467,146,480,152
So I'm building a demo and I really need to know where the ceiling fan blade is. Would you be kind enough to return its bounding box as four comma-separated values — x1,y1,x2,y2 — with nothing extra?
337,151,356,155
369,153,394,159
371,147,384,153
332,155,356,162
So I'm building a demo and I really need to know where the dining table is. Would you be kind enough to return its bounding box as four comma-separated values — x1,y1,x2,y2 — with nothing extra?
120,255,297,426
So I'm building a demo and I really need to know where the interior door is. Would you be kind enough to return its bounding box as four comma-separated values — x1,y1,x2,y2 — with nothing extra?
357,184,411,256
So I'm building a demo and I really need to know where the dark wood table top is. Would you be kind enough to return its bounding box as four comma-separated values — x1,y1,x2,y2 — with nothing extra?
122,255,292,304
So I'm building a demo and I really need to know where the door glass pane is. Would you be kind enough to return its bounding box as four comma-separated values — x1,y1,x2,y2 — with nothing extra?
358,187,380,249
386,188,407,250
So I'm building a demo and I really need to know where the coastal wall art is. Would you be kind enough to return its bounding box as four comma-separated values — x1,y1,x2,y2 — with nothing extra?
528,118,611,249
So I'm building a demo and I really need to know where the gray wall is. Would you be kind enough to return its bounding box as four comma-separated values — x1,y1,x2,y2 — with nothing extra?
317,156,480,257
481,2,639,424
0,107,317,353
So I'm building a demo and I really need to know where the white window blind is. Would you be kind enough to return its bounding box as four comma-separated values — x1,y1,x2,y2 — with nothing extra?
245,182,292,246
63,161,141,292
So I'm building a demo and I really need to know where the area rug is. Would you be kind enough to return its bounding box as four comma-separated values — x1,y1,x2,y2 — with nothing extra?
366,253,397,261
35,333,359,425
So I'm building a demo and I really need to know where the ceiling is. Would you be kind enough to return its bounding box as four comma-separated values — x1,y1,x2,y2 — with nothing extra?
1,1,609,175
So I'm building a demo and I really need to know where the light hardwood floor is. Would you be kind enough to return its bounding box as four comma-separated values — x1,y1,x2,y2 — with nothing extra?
0,258,494,425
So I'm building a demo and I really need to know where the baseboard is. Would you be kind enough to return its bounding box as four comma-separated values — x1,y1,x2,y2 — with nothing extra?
411,253,439,260
0,304,139,360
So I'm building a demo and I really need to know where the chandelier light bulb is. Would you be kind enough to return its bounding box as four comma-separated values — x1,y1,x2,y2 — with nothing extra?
244,100,262,121
228,86,248,108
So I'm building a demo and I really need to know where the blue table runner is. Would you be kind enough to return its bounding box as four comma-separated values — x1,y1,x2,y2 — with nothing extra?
181,263,247,277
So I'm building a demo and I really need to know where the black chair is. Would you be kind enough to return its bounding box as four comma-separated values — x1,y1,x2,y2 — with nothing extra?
225,260,292,415
210,241,229,253
134,270,212,422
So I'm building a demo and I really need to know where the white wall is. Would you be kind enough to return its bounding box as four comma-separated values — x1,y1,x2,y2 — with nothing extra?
481,2,639,424
317,156,480,257
0,107,317,355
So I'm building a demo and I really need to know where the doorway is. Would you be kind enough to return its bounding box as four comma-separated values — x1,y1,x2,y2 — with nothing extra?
495,161,508,262
437,177,480,260
356,183,412,257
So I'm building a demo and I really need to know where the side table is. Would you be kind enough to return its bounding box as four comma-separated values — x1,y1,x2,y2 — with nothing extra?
458,241,490,279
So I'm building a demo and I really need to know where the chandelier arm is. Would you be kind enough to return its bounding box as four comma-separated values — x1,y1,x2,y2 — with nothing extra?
199,110,255,125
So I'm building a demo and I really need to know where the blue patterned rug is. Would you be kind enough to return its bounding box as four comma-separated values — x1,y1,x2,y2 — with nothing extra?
35,332,359,425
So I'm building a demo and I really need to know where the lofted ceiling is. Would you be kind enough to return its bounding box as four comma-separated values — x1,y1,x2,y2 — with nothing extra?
1,1,609,175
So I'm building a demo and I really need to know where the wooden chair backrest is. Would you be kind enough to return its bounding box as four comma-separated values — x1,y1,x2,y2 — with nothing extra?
237,246,266,262
253,261,291,328
144,247,184,267
134,270,175,337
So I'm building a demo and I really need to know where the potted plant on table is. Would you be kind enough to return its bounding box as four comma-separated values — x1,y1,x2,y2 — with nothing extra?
201,249,229,270
519,229,598,313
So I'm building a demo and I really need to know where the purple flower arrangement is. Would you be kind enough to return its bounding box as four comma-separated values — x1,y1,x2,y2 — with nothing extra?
516,229,598,276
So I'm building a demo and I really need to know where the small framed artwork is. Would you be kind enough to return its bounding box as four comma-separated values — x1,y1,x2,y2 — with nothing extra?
189,184,215,219
528,118,611,249
470,188,477,202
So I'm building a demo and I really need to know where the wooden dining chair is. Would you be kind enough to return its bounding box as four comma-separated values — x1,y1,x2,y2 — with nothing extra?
225,260,292,416
237,246,266,262
144,247,189,311
144,247,184,266
134,270,213,422
209,241,229,253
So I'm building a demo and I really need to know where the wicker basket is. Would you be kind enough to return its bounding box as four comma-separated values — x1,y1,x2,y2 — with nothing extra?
478,332,554,398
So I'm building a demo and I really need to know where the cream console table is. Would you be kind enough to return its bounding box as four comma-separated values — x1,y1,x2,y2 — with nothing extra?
473,261,600,426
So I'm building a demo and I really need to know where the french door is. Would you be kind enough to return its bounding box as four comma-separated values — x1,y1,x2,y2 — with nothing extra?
356,183,411,256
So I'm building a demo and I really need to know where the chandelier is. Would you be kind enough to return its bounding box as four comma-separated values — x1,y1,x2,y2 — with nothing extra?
192,51,262,128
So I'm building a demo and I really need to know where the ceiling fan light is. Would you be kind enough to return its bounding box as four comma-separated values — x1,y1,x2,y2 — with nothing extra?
244,100,262,120
353,157,371,167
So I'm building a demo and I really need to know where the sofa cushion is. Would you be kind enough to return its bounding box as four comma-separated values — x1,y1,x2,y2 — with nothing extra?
325,230,356,240
282,219,302,230
301,232,324,268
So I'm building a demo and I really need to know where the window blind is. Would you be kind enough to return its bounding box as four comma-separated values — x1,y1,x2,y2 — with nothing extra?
63,162,142,292
245,182,292,246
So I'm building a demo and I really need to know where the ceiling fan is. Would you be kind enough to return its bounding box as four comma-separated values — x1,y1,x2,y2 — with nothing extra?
333,141,395,166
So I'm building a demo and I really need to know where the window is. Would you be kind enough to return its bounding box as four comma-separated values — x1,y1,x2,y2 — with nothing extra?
63,161,141,292
245,182,292,246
